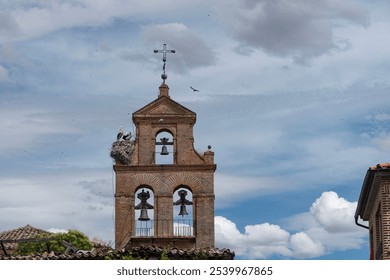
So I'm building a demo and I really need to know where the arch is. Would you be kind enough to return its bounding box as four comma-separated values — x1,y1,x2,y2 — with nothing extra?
155,130,174,164
166,173,202,194
173,184,193,194
155,127,175,137
134,186,155,237
127,174,161,191
173,186,194,237
135,184,154,194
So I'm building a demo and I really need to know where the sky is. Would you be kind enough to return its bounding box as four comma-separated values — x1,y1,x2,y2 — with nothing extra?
0,0,389,260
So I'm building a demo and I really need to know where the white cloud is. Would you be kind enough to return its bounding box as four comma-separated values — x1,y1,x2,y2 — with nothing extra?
215,216,243,246
289,232,325,259
47,228,68,234
310,191,358,233
215,216,293,259
215,216,292,259
215,191,367,259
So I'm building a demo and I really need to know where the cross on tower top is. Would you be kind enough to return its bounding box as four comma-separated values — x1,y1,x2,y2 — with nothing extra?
154,44,176,84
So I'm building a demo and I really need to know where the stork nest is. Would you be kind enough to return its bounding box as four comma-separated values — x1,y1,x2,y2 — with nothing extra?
110,140,135,165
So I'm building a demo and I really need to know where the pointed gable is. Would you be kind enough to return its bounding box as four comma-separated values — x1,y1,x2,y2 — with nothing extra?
0,224,50,241
134,96,195,117
133,84,196,124
0,225,52,254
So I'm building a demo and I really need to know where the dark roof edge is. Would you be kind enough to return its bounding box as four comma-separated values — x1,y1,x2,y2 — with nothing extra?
355,164,390,221
355,169,375,221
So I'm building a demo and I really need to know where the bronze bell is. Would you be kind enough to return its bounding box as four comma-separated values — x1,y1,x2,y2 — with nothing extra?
138,208,150,221
178,205,189,217
160,145,169,155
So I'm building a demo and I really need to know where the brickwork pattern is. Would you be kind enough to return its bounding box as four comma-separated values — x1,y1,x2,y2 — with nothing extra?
114,84,216,250
381,179,390,259
366,176,390,259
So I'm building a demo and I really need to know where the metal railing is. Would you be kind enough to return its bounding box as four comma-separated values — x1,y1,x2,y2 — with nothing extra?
135,220,154,236
135,219,194,237
174,219,193,236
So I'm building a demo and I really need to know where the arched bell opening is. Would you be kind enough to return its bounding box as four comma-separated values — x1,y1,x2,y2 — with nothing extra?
155,130,174,165
173,186,193,236
134,186,154,237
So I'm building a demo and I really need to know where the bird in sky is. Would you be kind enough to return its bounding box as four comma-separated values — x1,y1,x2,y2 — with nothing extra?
190,86,199,92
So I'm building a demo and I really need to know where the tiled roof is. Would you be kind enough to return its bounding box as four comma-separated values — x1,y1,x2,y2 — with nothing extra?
369,163,390,170
0,245,235,260
129,245,235,260
0,226,235,260
0,225,51,251
0,250,108,260
0,224,50,240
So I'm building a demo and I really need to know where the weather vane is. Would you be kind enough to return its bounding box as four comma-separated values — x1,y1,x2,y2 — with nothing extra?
154,43,175,84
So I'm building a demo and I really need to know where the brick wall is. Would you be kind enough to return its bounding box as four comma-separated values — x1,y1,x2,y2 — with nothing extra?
381,178,390,259
114,84,216,250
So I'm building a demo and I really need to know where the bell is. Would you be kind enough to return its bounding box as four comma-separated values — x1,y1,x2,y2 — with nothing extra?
138,208,150,221
160,145,169,155
178,205,189,217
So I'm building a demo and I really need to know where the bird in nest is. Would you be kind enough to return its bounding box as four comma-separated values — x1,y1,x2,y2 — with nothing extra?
123,132,132,141
117,127,123,140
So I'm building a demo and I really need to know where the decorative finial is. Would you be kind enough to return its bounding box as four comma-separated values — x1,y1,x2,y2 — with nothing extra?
154,43,176,84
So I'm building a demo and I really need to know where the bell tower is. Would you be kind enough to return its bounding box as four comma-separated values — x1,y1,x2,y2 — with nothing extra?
112,45,216,250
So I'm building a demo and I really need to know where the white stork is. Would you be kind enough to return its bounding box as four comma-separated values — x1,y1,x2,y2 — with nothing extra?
117,127,123,140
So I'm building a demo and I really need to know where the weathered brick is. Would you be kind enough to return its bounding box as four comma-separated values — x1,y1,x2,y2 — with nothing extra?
113,84,216,250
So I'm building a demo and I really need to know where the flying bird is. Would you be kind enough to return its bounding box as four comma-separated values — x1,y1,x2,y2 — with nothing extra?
190,86,199,92
117,127,123,140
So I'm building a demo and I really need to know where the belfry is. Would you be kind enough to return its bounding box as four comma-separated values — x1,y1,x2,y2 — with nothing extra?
111,44,216,250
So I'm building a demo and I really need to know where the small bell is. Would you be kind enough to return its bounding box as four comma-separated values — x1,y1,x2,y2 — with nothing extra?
178,205,189,217
160,145,169,155
138,208,150,221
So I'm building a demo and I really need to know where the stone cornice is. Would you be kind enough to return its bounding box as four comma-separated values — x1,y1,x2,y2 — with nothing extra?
134,115,196,125
114,164,216,172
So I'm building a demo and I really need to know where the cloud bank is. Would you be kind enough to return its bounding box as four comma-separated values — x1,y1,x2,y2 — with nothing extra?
215,191,366,259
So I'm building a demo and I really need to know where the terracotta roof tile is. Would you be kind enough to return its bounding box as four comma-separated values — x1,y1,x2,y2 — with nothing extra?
0,225,51,251
0,246,234,260
369,163,390,170
0,225,50,240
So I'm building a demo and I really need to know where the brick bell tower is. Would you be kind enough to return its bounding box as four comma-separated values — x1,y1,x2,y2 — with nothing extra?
111,44,216,250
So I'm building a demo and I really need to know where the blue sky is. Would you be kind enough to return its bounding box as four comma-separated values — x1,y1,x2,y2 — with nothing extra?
0,0,390,259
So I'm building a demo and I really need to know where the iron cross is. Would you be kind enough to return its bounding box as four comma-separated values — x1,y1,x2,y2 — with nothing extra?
154,43,176,62
154,44,176,83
